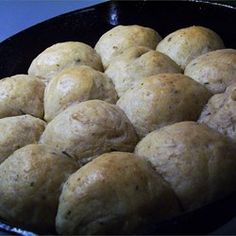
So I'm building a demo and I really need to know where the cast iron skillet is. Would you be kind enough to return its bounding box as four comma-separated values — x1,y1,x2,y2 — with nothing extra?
0,1,236,235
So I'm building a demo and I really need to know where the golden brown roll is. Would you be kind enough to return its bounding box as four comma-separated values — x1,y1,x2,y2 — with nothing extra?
135,121,236,211
44,65,118,121
0,115,46,164
56,152,181,235
198,83,236,141
95,25,162,68
105,46,181,97
0,144,78,233
0,74,45,119
156,26,224,70
28,42,103,83
185,49,236,94
117,73,211,138
40,100,138,165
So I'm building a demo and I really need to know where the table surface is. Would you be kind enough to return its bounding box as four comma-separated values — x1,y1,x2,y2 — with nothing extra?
0,0,106,42
0,0,236,235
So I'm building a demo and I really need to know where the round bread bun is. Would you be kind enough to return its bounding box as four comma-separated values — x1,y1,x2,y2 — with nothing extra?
117,73,211,138
0,144,78,233
105,46,181,97
185,49,236,94
40,100,138,165
28,42,103,83
0,115,46,164
135,121,236,211
156,26,224,70
0,74,45,119
56,152,181,235
44,65,118,121
95,25,162,68
198,83,236,141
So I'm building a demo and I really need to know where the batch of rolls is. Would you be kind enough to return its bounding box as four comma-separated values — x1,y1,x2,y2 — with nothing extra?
0,24,236,234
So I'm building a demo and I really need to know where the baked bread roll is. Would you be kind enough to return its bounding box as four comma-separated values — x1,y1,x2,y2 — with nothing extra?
40,100,138,165
117,73,211,138
185,49,236,94
44,65,118,121
198,83,236,141
105,46,181,97
56,152,181,235
0,144,78,232
0,115,46,164
95,25,162,68
156,26,224,69
0,74,45,119
135,121,236,211
28,42,103,83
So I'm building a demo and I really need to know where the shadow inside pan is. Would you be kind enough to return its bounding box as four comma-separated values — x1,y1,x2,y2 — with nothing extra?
0,0,236,235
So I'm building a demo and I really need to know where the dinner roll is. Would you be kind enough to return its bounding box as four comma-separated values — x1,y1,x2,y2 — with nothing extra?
40,100,138,165
95,25,162,68
28,42,103,83
117,74,211,138
185,49,236,94
56,152,181,235
135,121,236,211
156,26,224,69
0,115,46,164
199,83,236,141
105,46,181,97
44,65,118,121
0,144,78,233
0,74,45,119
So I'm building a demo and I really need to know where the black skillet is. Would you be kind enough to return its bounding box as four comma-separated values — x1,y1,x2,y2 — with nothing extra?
0,1,236,235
